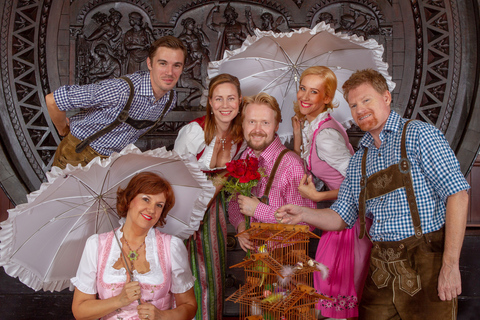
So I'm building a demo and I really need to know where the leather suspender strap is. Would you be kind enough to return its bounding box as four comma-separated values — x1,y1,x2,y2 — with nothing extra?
358,119,422,240
259,149,290,205
138,89,174,138
75,76,135,153
124,90,174,130
399,119,423,238
75,77,175,153
358,147,369,239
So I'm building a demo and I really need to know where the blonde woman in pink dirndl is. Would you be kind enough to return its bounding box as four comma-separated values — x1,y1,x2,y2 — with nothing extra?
291,66,372,320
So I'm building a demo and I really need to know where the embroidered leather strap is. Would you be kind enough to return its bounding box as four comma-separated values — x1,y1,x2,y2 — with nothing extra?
259,149,290,205
358,120,422,239
358,146,369,239
399,120,423,239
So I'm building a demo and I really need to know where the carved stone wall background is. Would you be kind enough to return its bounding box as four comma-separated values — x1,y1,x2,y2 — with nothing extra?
0,1,479,317
0,0,479,206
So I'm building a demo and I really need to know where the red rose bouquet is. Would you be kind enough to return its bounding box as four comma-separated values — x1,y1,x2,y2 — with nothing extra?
220,155,265,244
222,155,263,200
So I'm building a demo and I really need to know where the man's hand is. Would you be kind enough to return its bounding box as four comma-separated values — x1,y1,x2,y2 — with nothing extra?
45,92,70,137
238,195,260,217
275,204,305,225
58,118,71,137
437,262,462,301
236,223,253,251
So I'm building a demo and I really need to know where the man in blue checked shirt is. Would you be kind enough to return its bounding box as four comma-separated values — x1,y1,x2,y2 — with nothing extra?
277,69,469,319
46,36,187,169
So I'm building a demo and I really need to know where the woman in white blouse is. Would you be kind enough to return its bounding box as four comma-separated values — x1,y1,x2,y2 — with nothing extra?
174,73,245,320
71,172,196,320
291,66,371,320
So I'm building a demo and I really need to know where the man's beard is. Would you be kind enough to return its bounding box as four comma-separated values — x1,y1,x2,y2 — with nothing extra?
356,115,378,133
246,133,273,152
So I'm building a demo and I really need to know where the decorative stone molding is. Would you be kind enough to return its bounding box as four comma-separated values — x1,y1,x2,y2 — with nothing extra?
0,0,478,200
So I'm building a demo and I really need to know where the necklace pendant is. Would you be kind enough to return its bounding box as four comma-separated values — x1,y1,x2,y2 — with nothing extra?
219,138,226,151
128,250,138,261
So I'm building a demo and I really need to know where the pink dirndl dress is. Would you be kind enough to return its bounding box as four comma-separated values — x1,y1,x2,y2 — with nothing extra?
97,229,173,320
308,115,372,318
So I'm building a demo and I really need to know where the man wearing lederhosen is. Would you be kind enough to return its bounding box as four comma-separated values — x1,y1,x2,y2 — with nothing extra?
276,69,469,319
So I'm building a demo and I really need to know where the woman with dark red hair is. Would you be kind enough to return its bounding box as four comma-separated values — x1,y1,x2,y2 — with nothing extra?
71,172,196,320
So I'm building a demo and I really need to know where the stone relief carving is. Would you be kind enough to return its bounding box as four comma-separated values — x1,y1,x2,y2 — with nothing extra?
171,3,289,109
89,43,122,82
334,4,378,38
405,0,459,131
177,17,210,110
0,0,475,196
206,3,254,60
245,11,286,33
310,2,384,39
75,5,154,85
124,12,155,74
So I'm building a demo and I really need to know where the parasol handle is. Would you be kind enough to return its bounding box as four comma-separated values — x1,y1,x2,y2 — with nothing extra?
102,207,142,304
299,119,308,173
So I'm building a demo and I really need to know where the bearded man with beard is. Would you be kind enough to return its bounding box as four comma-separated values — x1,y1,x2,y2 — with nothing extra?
228,92,316,251
277,69,469,320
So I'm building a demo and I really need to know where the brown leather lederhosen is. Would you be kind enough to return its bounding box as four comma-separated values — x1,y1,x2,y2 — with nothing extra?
358,120,457,320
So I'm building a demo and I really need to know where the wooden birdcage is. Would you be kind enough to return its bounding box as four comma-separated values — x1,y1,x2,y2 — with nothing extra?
227,223,330,320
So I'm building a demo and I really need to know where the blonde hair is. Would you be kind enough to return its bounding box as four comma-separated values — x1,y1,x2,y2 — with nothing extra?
242,92,282,125
293,66,337,121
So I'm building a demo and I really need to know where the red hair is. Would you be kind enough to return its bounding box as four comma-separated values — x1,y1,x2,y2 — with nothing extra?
116,172,175,228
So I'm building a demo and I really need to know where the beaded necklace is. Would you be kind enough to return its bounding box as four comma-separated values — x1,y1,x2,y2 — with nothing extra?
123,237,145,270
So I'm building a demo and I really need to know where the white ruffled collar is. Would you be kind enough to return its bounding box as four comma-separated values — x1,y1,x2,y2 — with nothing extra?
301,111,331,159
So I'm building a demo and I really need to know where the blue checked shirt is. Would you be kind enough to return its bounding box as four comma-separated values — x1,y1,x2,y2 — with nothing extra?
330,111,470,241
53,71,177,156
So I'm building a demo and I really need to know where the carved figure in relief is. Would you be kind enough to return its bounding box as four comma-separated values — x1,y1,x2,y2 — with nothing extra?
245,10,285,33
124,12,155,73
178,17,210,109
86,8,124,59
315,12,337,27
91,12,108,25
89,44,121,83
207,3,253,60
335,5,377,38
